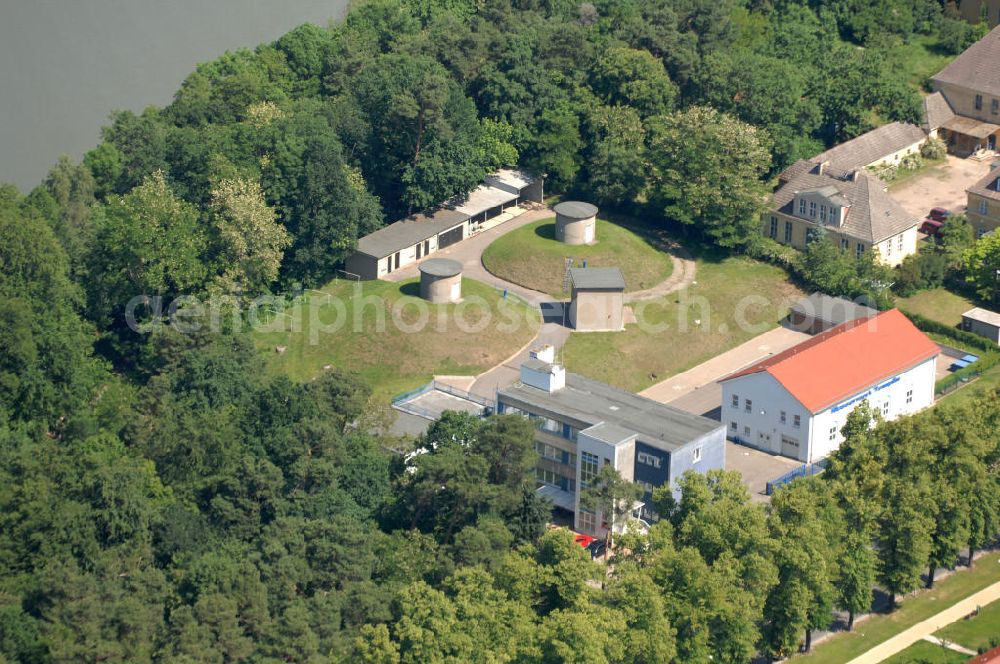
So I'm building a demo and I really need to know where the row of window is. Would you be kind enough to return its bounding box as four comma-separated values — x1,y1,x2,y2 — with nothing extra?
731,395,802,427
797,198,838,224
535,441,576,467
974,94,1000,115
536,468,576,493
770,216,866,256
580,451,599,488
502,404,580,443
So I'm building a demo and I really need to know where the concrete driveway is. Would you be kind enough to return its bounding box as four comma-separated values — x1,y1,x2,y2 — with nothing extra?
889,154,995,219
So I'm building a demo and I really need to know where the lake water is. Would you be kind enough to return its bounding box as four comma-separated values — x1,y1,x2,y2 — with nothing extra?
0,0,348,191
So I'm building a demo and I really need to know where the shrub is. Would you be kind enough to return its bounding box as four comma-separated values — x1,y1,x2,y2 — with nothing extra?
921,137,947,160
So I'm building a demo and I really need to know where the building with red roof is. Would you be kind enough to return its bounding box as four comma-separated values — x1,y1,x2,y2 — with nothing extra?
969,644,1000,664
719,309,938,462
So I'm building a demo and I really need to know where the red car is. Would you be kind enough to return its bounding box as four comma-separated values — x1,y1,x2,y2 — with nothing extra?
920,218,944,236
928,207,953,222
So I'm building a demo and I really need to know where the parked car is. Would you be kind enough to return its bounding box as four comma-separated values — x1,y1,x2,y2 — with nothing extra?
920,218,944,236
928,207,953,222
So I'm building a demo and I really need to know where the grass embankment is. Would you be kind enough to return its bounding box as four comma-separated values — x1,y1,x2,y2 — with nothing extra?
561,252,803,393
897,288,1000,406
800,552,1000,664
253,278,540,401
481,218,674,298
936,597,1000,653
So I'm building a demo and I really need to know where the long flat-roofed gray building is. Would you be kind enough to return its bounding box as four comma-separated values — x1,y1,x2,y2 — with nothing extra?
345,169,542,280
497,358,726,537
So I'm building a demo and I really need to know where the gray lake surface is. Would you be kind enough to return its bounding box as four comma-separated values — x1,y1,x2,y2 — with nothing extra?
0,0,348,191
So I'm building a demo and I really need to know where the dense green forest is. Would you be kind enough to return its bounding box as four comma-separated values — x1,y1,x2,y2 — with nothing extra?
2,0,999,661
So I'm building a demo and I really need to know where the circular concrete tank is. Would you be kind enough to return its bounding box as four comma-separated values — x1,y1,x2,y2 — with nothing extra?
419,258,463,304
554,201,598,245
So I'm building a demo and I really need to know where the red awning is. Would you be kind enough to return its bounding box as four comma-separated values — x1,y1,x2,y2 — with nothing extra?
574,533,596,548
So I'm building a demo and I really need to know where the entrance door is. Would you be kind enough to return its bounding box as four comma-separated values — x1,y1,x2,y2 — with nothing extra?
424,240,431,256
394,252,400,270
989,134,997,151
416,243,422,259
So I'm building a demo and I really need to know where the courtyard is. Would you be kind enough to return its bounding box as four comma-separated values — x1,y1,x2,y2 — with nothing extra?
889,154,995,219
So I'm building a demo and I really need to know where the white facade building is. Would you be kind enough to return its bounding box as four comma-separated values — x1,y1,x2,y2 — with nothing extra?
719,310,939,462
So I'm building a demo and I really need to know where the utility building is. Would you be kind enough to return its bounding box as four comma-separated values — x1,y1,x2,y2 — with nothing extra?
719,310,938,462
568,267,625,331
345,169,542,280
554,201,598,245
497,360,726,537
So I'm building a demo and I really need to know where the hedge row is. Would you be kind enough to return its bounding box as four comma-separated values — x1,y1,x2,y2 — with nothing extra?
901,310,1000,394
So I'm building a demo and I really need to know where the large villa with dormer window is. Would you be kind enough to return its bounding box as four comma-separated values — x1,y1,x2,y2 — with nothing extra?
762,158,920,267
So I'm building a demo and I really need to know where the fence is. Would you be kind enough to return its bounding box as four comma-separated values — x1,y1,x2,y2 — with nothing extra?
765,458,830,496
390,379,495,421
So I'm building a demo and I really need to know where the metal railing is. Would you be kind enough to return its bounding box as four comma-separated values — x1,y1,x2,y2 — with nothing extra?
765,458,830,496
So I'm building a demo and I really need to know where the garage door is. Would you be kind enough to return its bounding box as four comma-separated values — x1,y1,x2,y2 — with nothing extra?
438,225,464,249
781,436,800,459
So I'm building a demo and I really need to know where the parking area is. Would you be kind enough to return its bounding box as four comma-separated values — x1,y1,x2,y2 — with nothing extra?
724,441,803,502
889,154,994,219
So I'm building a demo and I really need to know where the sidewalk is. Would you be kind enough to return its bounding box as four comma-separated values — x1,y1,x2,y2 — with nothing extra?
844,581,1000,664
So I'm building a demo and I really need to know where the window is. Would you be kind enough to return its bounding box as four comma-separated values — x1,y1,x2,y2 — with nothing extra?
730,421,737,431
840,238,849,250
743,426,751,437
829,207,838,224
885,239,893,255
798,198,807,215
793,414,801,428
898,235,904,251
693,447,702,463
976,94,983,111
769,216,778,238
906,389,913,404
637,451,661,469
745,398,752,413
731,394,739,408
882,401,890,416
639,481,654,494
780,410,787,424
819,205,827,222
980,199,988,215
829,426,837,441
580,452,599,488
856,243,865,258
992,99,999,115
809,201,817,217
578,509,596,533
784,221,794,243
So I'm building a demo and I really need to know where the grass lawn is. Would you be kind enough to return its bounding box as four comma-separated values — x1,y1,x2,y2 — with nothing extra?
881,640,969,664
886,157,947,189
936,597,1000,653
798,552,1000,664
896,288,1000,406
561,253,803,393
896,288,977,326
481,218,674,298
252,277,539,401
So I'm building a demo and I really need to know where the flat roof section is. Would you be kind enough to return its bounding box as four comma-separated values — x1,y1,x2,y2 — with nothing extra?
419,258,463,278
791,293,877,325
356,207,469,259
554,201,599,219
964,307,1000,327
499,372,723,453
570,267,625,291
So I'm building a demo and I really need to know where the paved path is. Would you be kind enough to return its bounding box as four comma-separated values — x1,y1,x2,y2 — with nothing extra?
920,635,977,656
639,326,811,405
843,581,1000,664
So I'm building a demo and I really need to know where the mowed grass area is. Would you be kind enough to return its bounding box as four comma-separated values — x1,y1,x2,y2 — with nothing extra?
897,288,978,326
936,597,1000,653
897,287,1000,406
253,278,540,401
882,640,968,664
481,218,674,298
799,552,1000,664
561,254,804,393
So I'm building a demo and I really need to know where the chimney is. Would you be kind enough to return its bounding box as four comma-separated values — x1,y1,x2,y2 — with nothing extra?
521,361,566,393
